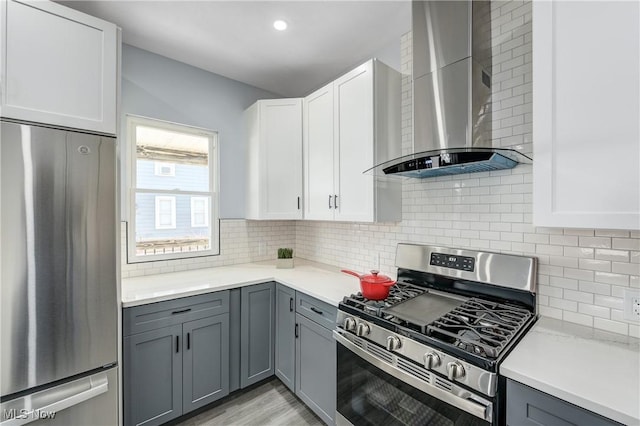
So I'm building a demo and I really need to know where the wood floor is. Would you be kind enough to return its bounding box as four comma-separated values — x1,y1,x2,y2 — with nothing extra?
176,379,324,426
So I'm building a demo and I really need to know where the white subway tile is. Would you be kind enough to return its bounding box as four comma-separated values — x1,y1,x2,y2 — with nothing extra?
549,235,578,246
612,238,640,250
612,262,640,276
563,289,593,304
549,297,577,312
539,306,563,320
594,271,629,286
564,268,594,282
579,281,611,296
578,258,611,272
593,318,628,335
549,276,578,290
594,295,624,310
578,236,611,248
563,311,594,327
578,303,610,319
563,246,594,258
594,249,630,262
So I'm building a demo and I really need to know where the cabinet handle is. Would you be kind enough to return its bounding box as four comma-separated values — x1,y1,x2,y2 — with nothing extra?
187,332,190,350
176,336,179,353
297,196,301,210
290,297,294,312
171,308,191,315
328,195,333,209
295,323,299,338
334,195,338,209
310,306,323,315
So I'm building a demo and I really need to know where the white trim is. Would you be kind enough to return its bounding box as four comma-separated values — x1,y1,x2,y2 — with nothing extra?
154,196,176,229
154,162,175,177
126,115,220,263
190,196,209,227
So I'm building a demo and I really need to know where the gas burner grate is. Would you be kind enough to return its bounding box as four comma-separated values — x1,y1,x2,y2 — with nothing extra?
341,282,426,317
427,299,532,359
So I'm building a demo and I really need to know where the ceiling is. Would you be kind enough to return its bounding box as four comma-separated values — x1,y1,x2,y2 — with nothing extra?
58,1,411,97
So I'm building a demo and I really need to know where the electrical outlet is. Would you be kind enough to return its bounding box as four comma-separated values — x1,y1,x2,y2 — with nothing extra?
623,289,640,321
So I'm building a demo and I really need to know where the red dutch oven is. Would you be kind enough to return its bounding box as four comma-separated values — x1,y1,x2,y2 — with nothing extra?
341,269,396,300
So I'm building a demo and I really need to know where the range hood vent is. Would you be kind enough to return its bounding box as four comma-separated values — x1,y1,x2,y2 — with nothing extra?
370,0,532,179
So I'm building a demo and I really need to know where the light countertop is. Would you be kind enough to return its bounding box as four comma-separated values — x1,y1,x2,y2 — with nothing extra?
501,317,640,425
121,259,362,308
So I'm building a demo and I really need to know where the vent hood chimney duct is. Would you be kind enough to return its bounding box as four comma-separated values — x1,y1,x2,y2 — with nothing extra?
370,1,531,179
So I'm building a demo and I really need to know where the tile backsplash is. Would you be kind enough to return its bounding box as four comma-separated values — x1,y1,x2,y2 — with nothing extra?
296,1,640,338
120,1,639,337
120,219,295,278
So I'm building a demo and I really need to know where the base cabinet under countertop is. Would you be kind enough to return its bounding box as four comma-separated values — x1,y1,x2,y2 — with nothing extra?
275,284,337,425
506,379,622,426
123,292,230,426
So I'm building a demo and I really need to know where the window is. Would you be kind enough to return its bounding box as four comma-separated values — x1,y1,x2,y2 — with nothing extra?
154,162,175,176
155,196,176,229
191,197,209,227
127,115,219,263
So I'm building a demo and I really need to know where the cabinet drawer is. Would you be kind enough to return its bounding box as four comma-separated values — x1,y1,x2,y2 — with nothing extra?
124,291,229,336
296,293,337,330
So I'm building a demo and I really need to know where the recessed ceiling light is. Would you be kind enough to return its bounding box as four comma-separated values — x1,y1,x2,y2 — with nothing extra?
273,20,288,31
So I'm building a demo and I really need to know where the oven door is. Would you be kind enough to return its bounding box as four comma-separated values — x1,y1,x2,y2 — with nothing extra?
334,330,493,426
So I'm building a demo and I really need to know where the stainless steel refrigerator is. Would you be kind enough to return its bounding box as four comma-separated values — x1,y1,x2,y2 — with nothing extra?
1,120,118,425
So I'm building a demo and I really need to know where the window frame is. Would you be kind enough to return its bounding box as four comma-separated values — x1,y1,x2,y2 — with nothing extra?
155,196,176,229
154,162,175,177
190,196,209,228
127,115,220,263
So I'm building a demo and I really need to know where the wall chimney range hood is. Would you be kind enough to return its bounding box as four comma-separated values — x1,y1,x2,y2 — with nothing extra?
368,1,532,179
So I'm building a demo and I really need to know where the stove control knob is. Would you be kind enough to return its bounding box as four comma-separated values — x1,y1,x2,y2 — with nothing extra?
424,352,441,369
343,317,357,332
356,322,371,337
447,362,465,381
386,336,402,352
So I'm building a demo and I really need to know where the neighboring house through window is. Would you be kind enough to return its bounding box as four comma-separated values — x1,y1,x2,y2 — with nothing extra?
127,115,219,263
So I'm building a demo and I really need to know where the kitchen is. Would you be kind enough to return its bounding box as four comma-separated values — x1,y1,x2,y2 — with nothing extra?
1,0,639,426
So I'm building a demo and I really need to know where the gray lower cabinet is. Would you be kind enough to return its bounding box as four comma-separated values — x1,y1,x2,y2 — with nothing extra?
123,292,230,426
275,284,296,392
240,281,276,387
295,313,336,425
506,379,622,426
183,314,230,412
124,324,182,426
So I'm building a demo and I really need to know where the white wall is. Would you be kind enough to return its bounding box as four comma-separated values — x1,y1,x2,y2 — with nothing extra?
295,1,640,338
120,44,279,219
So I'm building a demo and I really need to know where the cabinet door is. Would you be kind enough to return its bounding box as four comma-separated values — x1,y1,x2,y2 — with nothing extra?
124,325,182,426
275,284,296,392
334,61,375,222
182,314,230,413
533,1,640,230
295,314,336,425
261,99,303,219
0,0,117,134
304,84,335,220
506,379,621,426
240,282,275,387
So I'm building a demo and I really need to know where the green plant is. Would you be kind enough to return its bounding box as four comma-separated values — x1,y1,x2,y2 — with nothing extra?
277,248,293,259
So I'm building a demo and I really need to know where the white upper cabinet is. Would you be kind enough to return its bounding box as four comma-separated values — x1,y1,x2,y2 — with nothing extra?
303,59,402,223
245,99,303,220
533,1,640,230
0,0,118,135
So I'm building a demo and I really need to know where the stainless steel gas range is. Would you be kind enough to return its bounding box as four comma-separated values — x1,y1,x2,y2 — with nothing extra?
334,243,537,426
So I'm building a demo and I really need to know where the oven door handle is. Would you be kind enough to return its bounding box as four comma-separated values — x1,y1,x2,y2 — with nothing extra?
333,330,492,422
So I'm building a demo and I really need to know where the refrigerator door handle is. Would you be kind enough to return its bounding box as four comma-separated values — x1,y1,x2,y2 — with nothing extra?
0,372,109,426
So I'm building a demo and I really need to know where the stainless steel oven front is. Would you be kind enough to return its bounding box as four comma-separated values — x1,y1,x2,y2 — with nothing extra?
334,330,493,426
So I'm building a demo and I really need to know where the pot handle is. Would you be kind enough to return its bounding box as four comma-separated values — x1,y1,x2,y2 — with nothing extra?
341,269,362,279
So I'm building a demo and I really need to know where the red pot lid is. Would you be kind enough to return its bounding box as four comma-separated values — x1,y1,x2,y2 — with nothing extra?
362,270,393,284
